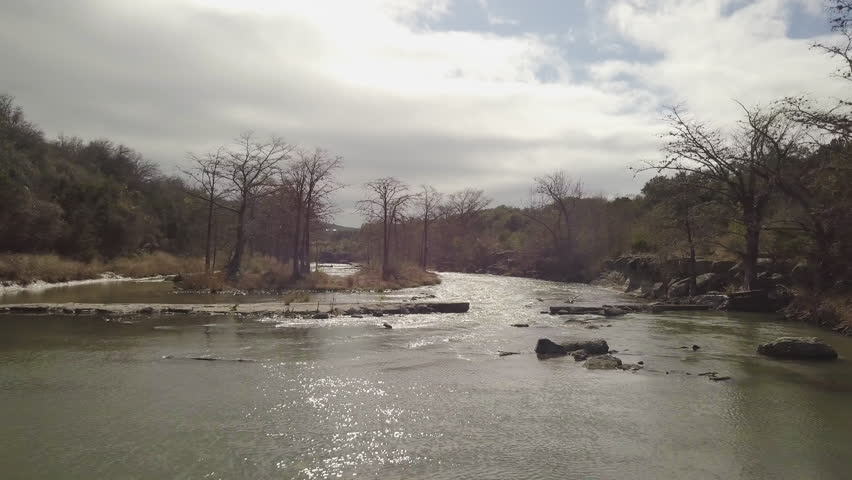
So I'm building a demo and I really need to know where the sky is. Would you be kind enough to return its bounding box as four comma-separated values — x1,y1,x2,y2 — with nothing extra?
0,0,847,226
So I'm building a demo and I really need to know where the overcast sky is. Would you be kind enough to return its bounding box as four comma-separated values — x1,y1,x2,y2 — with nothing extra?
1,0,846,226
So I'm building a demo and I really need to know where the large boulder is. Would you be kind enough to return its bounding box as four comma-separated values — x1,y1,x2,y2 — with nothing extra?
693,294,729,309
585,355,623,369
652,282,667,299
561,339,610,355
757,337,838,360
756,258,774,272
668,278,692,298
727,288,792,312
711,260,737,274
727,290,774,312
535,338,568,355
694,259,714,275
791,262,812,286
695,273,724,293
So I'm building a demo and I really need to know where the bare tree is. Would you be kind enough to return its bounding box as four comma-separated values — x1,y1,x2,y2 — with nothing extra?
283,148,343,277
813,0,852,83
182,147,229,273
639,105,786,290
643,173,721,296
222,132,293,281
416,185,442,268
357,177,412,279
526,171,584,251
445,188,491,222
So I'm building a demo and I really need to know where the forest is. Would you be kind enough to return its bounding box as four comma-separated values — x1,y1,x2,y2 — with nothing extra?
1,3,851,327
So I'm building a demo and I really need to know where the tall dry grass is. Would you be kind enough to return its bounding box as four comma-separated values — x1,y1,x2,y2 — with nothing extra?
349,262,441,290
108,252,203,278
0,252,203,285
176,257,440,292
0,254,101,284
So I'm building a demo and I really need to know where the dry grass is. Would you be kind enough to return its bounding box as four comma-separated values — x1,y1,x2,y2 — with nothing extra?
108,252,203,278
784,291,852,335
0,254,101,284
348,263,441,290
175,257,440,293
0,252,203,285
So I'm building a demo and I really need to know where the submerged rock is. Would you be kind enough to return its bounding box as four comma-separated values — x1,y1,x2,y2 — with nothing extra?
571,350,588,361
382,322,393,329
757,337,838,360
511,323,530,328
619,363,643,371
585,355,623,370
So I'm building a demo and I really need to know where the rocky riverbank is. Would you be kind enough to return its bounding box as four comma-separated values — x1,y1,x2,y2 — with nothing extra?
594,254,852,334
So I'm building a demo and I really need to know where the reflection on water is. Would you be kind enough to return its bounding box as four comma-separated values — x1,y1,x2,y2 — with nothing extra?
1,272,852,479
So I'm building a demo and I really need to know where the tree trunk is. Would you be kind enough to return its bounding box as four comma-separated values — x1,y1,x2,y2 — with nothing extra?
687,245,697,297
812,225,832,293
211,221,218,270
742,208,761,291
382,217,390,280
225,201,247,282
291,202,303,279
422,218,428,268
204,194,214,274
302,210,311,274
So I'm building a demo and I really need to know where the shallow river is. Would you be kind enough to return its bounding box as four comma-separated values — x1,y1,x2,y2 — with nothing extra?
2,272,852,479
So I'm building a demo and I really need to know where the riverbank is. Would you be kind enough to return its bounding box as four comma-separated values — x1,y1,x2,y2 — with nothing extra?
593,254,852,335
178,261,440,293
0,252,201,286
1,253,441,295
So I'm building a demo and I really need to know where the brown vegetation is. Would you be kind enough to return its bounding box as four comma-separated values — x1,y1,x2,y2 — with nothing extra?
784,292,852,335
0,252,202,285
177,257,439,293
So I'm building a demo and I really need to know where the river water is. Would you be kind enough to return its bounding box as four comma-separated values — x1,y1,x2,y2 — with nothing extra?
2,272,852,479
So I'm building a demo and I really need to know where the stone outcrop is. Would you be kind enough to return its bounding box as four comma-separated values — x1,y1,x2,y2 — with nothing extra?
560,339,610,355
535,338,611,357
727,289,792,313
585,355,623,369
757,337,838,360
596,255,797,313
0,301,470,317
535,338,568,355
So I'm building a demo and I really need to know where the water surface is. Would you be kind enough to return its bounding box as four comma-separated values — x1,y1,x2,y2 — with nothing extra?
2,273,851,479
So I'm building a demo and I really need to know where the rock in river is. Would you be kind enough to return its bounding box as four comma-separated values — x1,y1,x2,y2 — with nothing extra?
561,339,610,355
585,355,623,370
535,338,568,355
757,337,838,360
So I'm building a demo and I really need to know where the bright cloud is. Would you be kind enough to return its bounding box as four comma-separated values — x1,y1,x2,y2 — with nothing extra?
0,0,845,224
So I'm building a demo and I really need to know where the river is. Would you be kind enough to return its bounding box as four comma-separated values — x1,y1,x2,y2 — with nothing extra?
2,272,852,479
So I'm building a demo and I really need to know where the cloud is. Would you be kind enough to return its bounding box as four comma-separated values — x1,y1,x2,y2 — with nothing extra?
594,0,845,122
0,0,844,225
